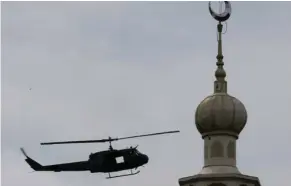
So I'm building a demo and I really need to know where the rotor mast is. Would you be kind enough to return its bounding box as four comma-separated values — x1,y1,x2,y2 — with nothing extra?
108,137,113,150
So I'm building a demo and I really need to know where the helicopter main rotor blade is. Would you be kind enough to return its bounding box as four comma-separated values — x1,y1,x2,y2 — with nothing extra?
40,138,118,145
40,130,180,145
117,130,180,140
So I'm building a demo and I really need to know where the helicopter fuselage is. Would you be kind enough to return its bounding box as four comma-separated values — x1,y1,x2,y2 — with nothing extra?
21,147,148,175
89,148,148,173
21,130,179,178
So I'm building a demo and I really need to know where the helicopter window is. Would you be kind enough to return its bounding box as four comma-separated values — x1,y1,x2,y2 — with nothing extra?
115,156,124,164
135,150,141,155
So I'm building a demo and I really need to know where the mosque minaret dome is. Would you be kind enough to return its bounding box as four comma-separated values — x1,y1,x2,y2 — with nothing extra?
195,93,247,138
178,2,262,186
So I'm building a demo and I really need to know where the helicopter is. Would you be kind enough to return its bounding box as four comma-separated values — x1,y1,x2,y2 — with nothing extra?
21,130,180,179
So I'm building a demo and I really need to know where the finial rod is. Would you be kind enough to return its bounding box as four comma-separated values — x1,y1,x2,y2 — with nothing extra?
214,22,227,93
215,22,226,82
217,22,223,60
208,1,231,93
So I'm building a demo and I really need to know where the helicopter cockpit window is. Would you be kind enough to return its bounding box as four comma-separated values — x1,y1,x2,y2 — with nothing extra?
130,149,139,156
135,150,141,156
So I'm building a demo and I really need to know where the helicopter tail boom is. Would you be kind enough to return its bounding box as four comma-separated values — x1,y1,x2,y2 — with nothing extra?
21,147,90,172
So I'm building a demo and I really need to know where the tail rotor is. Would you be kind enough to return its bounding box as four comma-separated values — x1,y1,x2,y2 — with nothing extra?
20,147,28,157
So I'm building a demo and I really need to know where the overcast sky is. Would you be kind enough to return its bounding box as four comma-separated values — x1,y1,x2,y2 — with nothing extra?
2,1,291,186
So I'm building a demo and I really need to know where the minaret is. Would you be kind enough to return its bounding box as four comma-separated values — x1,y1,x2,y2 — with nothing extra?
178,2,262,186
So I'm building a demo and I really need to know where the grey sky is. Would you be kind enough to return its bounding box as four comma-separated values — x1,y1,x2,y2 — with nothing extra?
2,1,291,186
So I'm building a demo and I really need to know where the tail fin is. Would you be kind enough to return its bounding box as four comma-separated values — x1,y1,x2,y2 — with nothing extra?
20,148,43,171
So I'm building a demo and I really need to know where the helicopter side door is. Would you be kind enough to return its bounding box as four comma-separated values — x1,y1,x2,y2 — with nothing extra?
110,151,129,172
95,151,124,172
115,156,125,165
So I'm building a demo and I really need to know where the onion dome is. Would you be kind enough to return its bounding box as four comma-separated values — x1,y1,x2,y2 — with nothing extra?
194,23,247,138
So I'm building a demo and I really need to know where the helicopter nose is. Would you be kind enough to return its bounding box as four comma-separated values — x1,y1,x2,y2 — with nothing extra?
143,154,149,164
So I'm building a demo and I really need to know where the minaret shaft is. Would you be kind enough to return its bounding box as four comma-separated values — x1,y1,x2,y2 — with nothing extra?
204,136,236,166
201,135,240,175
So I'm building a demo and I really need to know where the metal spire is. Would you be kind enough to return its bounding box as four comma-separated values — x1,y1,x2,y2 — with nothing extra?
214,22,227,93
208,1,232,93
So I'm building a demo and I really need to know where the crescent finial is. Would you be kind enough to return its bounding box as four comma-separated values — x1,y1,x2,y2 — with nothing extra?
208,1,231,22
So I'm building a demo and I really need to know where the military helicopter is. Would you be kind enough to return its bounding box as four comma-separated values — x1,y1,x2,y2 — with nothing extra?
21,130,179,179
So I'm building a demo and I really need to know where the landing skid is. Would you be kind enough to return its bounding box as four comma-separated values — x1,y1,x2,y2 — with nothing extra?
106,169,140,179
